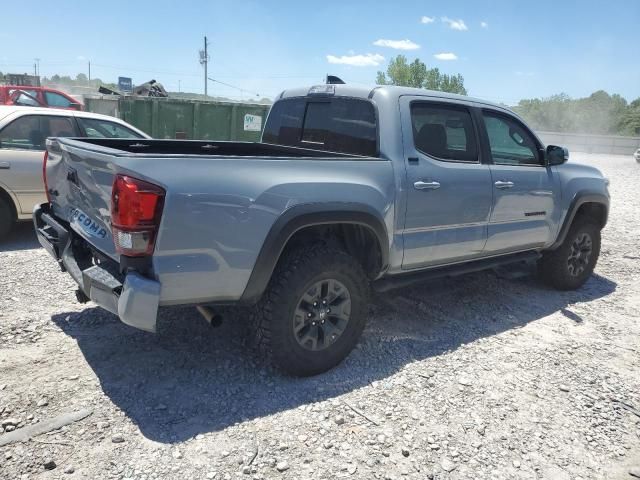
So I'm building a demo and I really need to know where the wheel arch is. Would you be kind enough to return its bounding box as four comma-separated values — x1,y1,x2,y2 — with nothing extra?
240,203,389,304
550,192,609,250
0,183,19,222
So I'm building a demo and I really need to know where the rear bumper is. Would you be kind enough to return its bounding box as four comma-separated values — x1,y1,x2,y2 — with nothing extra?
33,203,161,332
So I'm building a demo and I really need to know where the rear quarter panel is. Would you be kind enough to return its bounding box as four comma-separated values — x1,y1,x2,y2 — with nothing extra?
125,157,396,305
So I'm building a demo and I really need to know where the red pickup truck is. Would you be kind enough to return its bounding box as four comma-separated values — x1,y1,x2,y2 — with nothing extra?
0,86,82,110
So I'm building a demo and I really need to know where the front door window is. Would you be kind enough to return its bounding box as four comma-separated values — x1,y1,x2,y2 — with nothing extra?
482,112,541,166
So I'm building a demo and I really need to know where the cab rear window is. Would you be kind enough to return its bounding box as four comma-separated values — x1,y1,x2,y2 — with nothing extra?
263,97,377,156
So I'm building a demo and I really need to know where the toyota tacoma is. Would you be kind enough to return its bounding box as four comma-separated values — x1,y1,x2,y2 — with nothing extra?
34,84,609,376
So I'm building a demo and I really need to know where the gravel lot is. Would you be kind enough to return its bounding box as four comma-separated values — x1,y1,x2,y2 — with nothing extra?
1,153,639,480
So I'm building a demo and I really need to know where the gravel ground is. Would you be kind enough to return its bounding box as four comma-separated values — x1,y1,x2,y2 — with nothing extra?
1,153,639,480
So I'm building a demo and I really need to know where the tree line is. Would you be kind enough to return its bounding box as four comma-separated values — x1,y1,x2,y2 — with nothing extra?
513,91,640,136
0,71,118,91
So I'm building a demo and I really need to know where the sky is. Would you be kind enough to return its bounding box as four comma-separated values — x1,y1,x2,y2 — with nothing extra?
1,0,639,105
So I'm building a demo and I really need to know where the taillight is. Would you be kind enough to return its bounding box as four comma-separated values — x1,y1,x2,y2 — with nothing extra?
111,174,165,257
43,150,51,203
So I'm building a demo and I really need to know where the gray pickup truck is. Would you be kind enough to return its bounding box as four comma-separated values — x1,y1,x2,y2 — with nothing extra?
34,84,609,376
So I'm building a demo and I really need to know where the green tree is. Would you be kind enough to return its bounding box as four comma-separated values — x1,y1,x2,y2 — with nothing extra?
514,91,637,135
376,55,467,95
619,98,640,135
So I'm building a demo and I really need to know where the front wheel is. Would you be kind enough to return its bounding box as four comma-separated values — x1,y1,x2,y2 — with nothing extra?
252,244,370,376
538,220,601,290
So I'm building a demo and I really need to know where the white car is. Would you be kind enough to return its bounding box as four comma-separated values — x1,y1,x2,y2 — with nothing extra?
0,106,149,238
634,148,640,163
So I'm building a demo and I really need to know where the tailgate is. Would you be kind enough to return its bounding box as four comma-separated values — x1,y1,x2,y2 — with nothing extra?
45,138,121,259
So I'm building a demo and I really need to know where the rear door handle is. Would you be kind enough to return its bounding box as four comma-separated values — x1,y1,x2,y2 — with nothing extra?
414,180,441,190
494,180,514,189
0,161,10,169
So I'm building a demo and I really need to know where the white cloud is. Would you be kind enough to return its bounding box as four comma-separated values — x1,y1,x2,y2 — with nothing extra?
421,16,435,24
326,53,385,67
441,17,468,31
373,39,420,50
434,52,458,61
480,21,488,28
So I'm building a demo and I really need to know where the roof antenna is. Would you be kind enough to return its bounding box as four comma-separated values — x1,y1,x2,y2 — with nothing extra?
326,75,346,85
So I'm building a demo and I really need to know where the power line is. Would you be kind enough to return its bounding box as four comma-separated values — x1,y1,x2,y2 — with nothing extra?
207,77,261,98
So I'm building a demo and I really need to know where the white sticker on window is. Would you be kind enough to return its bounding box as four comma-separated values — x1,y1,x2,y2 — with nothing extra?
243,114,262,132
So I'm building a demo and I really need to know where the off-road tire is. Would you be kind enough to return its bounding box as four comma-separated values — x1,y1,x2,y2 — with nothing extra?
251,244,370,377
538,220,601,290
0,198,14,240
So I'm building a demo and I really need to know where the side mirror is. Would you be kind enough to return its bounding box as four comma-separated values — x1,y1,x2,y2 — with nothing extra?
546,145,569,166
68,102,83,111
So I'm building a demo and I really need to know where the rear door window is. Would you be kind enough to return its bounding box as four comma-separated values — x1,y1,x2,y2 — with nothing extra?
410,103,478,162
0,115,77,150
0,115,40,149
263,97,377,156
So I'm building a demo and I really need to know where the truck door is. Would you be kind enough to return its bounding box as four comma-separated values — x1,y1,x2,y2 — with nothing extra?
478,109,559,253
399,97,493,269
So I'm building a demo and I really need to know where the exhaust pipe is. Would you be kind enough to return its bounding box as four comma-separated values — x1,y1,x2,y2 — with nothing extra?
196,306,223,328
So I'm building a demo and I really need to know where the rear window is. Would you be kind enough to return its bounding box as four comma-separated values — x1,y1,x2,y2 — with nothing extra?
77,117,143,139
263,97,377,156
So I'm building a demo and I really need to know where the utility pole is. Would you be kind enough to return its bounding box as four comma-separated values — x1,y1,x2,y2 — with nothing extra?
178,80,181,92
199,36,210,97
204,37,208,97
88,61,91,81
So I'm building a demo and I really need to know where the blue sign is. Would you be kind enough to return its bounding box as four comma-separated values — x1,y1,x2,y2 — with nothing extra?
118,76,133,93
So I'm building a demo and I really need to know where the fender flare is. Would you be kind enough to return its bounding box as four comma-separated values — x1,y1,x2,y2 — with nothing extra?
549,191,609,250
239,202,389,304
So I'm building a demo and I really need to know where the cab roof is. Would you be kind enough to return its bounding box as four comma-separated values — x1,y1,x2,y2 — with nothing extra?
279,84,514,112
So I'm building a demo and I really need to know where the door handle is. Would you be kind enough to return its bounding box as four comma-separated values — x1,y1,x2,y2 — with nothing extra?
0,161,10,169
494,180,514,189
414,180,441,190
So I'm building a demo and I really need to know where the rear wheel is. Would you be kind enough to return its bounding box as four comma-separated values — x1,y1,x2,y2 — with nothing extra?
252,244,369,376
539,220,601,290
0,198,14,240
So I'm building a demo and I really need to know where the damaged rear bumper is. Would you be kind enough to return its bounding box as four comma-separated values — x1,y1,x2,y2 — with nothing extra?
33,203,160,332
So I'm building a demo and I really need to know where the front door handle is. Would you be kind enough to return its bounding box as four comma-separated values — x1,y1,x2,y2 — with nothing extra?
494,180,514,189
0,161,10,169
414,180,441,190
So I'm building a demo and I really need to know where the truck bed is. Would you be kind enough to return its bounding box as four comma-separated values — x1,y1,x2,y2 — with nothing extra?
40,137,393,320
60,137,366,158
